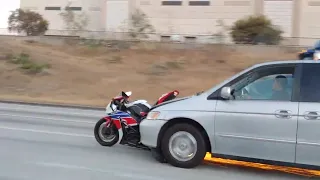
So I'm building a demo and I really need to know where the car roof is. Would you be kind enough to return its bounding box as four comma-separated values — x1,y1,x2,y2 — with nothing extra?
252,60,318,68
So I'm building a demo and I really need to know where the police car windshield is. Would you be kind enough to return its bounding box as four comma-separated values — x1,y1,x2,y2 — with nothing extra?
314,40,320,48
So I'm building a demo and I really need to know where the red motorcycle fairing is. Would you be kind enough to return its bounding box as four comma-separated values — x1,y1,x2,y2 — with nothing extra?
155,90,179,105
103,111,138,144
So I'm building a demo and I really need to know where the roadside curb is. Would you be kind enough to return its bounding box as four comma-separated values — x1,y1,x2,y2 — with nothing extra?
0,99,105,110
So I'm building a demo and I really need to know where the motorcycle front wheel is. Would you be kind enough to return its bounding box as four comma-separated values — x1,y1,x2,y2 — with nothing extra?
94,118,119,146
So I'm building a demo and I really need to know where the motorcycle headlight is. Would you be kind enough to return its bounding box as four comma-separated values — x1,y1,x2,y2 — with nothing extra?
146,111,161,120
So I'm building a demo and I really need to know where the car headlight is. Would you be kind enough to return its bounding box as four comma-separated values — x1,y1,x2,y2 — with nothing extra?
146,111,161,120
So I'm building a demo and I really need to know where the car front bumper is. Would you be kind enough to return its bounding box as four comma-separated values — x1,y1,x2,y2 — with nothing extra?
139,119,167,148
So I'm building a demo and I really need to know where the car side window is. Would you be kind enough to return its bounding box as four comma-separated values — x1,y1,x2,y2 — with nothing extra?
231,66,295,101
300,63,320,102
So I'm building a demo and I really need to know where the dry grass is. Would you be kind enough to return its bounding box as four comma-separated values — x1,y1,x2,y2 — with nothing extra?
0,38,296,106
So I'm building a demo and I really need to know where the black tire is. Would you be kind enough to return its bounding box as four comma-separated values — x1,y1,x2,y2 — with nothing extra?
161,123,206,168
94,118,119,146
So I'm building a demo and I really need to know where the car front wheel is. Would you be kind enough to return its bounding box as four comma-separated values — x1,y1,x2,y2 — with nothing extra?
161,123,206,168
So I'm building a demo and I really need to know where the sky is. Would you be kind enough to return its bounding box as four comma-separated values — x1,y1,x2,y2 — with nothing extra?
0,0,20,28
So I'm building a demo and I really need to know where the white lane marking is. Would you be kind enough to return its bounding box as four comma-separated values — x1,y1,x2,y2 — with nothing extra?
0,113,95,124
32,162,174,180
0,107,103,117
0,126,93,138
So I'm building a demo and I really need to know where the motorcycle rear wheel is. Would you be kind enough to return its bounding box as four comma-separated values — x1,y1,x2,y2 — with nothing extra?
94,118,119,146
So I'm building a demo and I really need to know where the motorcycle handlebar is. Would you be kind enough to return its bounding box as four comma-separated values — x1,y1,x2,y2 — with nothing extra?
111,98,128,111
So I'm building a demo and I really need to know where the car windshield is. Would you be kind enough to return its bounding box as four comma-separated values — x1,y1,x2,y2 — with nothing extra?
314,40,320,48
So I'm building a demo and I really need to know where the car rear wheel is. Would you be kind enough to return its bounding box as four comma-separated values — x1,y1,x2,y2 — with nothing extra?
161,123,206,168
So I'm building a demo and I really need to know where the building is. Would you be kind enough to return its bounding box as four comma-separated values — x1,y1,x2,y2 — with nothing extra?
20,0,320,45
20,0,133,38
0,0,20,35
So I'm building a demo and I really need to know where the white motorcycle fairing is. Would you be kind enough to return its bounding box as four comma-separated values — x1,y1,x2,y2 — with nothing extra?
126,100,151,109
105,101,116,114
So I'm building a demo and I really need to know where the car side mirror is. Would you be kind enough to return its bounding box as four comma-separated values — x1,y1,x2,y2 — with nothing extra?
220,86,232,100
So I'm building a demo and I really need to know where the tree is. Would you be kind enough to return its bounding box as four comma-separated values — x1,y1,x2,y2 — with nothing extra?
212,19,229,44
59,2,89,36
230,15,283,45
8,8,49,36
128,9,155,40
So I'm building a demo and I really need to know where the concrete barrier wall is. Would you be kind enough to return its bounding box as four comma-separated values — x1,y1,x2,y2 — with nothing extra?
0,35,306,55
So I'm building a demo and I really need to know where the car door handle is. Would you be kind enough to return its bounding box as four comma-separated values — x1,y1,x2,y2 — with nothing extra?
275,110,292,119
303,111,320,120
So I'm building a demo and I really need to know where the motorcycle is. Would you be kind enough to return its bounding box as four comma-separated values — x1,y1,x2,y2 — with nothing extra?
94,90,179,150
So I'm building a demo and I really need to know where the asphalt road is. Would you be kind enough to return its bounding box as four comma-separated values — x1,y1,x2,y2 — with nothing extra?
0,102,312,180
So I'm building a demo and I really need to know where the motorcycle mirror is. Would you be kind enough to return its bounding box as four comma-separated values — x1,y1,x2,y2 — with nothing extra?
121,91,130,98
125,91,132,97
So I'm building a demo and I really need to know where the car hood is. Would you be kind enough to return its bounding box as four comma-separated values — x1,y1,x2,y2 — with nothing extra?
151,93,211,111
150,96,191,110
